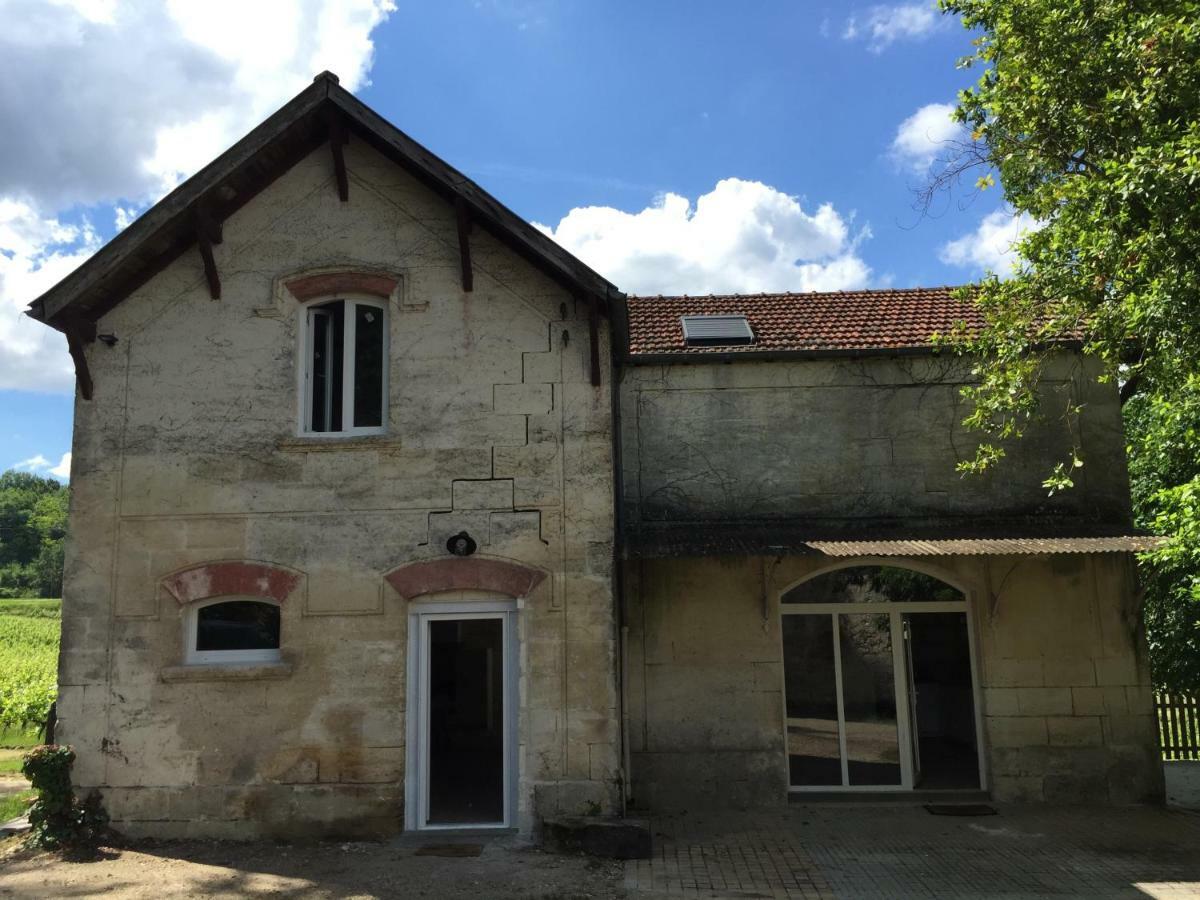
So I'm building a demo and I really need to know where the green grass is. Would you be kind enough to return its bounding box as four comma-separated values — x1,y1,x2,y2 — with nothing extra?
0,727,41,750
0,791,34,823
0,603,59,735
0,753,25,776
0,599,61,619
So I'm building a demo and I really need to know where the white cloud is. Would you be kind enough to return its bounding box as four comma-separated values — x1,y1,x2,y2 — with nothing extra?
844,4,944,52
0,199,101,391
113,206,139,231
535,178,871,296
11,451,70,479
891,102,964,171
13,454,51,471
940,209,1040,274
0,0,395,393
50,452,72,479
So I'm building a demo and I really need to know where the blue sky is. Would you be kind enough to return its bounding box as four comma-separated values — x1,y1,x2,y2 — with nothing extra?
0,1,1014,481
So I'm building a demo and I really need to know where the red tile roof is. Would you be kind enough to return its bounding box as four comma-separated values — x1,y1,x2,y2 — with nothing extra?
626,287,985,356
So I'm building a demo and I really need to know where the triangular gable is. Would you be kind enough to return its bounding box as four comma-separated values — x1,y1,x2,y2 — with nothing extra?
26,72,624,336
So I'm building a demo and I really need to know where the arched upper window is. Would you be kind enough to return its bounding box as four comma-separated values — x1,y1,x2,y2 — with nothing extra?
186,598,281,665
782,565,964,605
299,296,388,435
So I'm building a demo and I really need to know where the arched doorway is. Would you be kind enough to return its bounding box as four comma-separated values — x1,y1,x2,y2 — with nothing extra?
780,564,983,793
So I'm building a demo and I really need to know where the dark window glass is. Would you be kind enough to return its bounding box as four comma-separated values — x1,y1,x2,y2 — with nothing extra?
309,301,344,432
782,566,964,604
841,613,901,785
196,601,280,651
783,615,842,786
353,303,384,428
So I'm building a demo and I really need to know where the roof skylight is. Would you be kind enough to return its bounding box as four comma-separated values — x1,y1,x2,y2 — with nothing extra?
680,314,755,347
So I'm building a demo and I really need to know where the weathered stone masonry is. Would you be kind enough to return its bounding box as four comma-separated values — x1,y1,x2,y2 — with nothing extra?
56,139,620,838
618,355,1161,807
36,75,1163,839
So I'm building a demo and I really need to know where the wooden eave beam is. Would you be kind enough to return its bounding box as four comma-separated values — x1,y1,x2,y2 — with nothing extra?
77,128,327,324
455,197,474,293
34,80,331,324
326,108,349,201
60,316,96,400
195,208,221,300
196,203,223,246
331,90,619,303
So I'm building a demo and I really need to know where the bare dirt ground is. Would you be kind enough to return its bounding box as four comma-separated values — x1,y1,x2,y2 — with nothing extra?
0,834,626,899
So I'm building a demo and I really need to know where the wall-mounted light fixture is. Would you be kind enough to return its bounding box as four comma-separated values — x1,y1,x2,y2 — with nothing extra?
446,531,477,557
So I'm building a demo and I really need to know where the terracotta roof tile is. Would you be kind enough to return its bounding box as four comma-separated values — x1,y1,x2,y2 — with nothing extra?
626,287,984,356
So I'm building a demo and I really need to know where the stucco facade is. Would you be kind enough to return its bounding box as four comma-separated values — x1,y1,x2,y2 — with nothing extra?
55,138,620,838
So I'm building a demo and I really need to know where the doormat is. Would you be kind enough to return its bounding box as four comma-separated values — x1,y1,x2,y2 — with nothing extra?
414,843,484,857
924,804,997,817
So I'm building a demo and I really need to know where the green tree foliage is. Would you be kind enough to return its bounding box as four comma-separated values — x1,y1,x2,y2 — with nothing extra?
0,470,68,599
1125,381,1200,689
938,1,1200,689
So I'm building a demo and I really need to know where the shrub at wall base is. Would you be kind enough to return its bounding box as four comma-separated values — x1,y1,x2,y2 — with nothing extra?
21,745,108,850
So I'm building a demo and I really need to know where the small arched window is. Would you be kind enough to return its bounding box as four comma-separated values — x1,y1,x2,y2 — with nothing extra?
299,296,388,435
186,598,282,665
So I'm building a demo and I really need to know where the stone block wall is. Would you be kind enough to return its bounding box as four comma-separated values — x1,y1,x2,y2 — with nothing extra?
56,138,619,838
976,552,1162,803
619,355,1131,530
624,552,1162,810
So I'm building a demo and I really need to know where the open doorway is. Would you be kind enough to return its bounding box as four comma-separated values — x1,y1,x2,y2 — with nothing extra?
427,618,505,824
406,601,517,830
903,612,980,789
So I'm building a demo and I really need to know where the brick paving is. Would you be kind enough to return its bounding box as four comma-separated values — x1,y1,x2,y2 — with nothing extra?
624,804,1200,899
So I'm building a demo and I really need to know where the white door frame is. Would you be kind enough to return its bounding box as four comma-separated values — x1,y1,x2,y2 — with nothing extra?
404,599,519,830
781,600,986,793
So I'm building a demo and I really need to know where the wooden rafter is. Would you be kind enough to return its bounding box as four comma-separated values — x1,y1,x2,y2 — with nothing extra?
61,316,96,400
455,197,474,293
196,226,220,301
29,75,623,335
196,204,223,246
326,108,349,201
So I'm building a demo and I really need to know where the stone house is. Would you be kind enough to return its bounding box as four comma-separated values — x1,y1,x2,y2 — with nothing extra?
26,73,1162,839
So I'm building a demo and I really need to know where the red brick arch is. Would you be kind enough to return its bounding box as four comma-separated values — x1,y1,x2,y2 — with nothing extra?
161,561,304,606
384,557,547,600
282,270,399,302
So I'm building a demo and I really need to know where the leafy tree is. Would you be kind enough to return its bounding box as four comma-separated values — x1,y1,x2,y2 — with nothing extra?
0,471,68,599
936,1,1200,689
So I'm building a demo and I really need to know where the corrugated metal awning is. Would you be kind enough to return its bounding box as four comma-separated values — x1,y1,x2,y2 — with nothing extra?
622,522,1163,560
806,536,1166,557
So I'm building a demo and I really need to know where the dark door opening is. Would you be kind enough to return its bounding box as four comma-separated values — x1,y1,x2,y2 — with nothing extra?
427,617,505,824
904,612,980,789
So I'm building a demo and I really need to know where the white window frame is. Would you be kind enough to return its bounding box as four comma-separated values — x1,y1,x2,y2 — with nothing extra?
184,597,283,665
404,598,520,831
777,562,987,795
297,295,389,437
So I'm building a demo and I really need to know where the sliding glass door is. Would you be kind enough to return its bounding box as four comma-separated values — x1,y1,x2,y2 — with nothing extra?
781,566,982,792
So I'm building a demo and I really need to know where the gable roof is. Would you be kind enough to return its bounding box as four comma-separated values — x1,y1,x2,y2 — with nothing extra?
25,72,622,332
625,287,986,359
